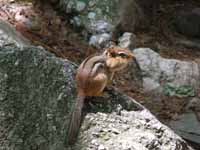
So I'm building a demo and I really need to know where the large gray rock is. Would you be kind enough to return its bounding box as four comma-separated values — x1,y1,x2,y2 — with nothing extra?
0,45,193,150
0,45,76,150
133,48,200,148
77,111,193,150
72,90,193,150
133,48,200,93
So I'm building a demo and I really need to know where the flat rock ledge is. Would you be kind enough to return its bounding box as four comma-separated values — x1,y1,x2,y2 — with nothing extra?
72,90,193,150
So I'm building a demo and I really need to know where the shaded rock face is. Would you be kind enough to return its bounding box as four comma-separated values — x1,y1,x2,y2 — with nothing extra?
0,46,76,150
174,8,200,38
133,48,200,92
169,113,200,148
188,97,200,114
169,97,200,148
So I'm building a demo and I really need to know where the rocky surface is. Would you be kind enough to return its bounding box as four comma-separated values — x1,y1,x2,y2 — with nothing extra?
89,33,111,48
118,32,136,50
187,97,200,116
0,45,76,150
169,113,200,147
133,48,200,93
169,97,200,148
132,48,200,147
72,90,193,150
0,45,193,150
0,19,30,48
76,111,193,150
1,1,200,150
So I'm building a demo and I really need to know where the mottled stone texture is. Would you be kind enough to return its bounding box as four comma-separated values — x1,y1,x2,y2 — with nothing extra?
133,48,200,92
73,90,193,150
0,46,76,150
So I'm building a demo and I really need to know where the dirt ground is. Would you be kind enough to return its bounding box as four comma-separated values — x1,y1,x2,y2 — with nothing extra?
0,0,199,121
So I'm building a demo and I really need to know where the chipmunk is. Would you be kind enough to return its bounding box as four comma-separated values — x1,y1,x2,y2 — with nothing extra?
67,46,135,145
104,46,135,82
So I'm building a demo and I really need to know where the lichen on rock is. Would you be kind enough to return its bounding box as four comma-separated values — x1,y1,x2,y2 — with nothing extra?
0,45,76,150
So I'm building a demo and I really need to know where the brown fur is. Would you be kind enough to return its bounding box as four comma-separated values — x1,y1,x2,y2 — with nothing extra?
67,47,134,144
67,54,108,145
105,46,135,72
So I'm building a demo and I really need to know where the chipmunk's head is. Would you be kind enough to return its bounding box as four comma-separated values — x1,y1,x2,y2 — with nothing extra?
103,46,135,71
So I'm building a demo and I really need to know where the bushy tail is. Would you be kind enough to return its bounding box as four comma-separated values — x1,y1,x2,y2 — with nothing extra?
67,96,85,145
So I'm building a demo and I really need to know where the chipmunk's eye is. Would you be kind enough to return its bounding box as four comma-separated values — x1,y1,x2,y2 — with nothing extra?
110,52,117,57
118,52,128,58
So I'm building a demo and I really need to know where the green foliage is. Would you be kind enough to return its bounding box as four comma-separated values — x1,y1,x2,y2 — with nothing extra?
163,83,195,97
